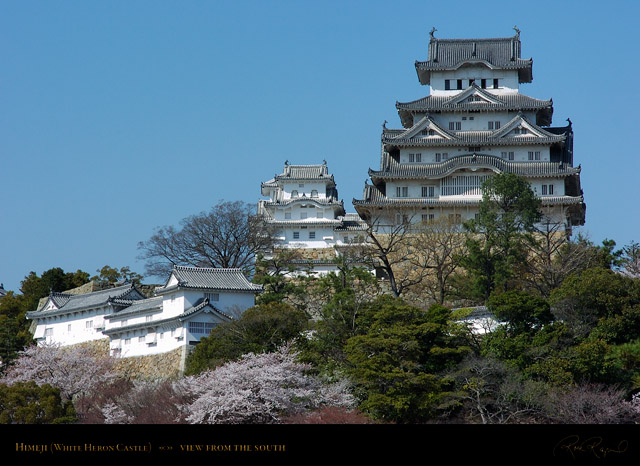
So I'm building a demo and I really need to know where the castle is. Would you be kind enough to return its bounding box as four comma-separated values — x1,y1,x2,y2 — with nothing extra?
351,28,584,232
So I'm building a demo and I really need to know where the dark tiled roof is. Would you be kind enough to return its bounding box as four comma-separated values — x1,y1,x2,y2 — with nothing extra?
271,162,335,183
27,284,146,319
103,298,233,336
333,213,368,231
105,296,163,320
370,153,581,181
396,86,553,127
156,266,263,294
415,33,533,85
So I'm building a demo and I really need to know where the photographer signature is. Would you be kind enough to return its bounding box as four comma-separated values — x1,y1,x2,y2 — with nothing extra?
553,435,628,459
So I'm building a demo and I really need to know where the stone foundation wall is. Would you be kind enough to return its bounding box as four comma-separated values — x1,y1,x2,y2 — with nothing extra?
114,347,185,381
68,339,185,381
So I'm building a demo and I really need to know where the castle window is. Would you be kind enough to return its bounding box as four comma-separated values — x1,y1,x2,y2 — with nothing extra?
291,190,298,198
457,79,463,90
445,79,451,90
488,121,501,130
493,78,499,89
449,121,461,131
409,153,422,163
86,320,93,329
421,186,435,197
311,190,318,198
481,79,487,89
396,186,408,197
293,232,300,239
189,322,216,335
205,292,219,301
528,151,541,161
422,214,435,222
44,328,53,337
436,153,442,162
541,184,554,195
309,231,316,239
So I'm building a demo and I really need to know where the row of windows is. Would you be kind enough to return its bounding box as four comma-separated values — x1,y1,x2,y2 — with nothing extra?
293,231,316,240
395,182,556,199
444,78,500,90
403,150,545,163
285,211,324,219
396,186,436,198
290,190,319,198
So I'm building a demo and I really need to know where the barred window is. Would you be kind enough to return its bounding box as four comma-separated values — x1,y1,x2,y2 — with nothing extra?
189,321,216,335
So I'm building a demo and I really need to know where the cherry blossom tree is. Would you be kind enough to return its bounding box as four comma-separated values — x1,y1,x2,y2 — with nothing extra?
0,343,118,401
179,344,354,424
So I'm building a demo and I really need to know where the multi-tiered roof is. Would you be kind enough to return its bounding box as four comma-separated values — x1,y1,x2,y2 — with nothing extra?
353,29,585,229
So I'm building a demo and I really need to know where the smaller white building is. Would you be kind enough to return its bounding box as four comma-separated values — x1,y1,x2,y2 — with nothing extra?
27,266,263,361
258,161,368,274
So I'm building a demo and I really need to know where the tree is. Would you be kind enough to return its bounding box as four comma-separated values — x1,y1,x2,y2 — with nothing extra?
184,301,310,375
519,223,605,297
357,214,427,298
409,217,465,305
620,240,640,278
92,265,144,286
300,258,379,374
0,381,75,424
487,290,553,335
180,344,354,424
252,249,311,306
0,343,118,402
344,296,469,423
138,200,277,279
461,173,542,301
446,355,547,424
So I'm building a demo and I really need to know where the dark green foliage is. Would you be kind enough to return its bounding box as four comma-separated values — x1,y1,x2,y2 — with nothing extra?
461,173,542,301
184,301,310,375
0,382,75,424
344,296,469,423
488,290,553,335
92,265,144,286
550,267,640,320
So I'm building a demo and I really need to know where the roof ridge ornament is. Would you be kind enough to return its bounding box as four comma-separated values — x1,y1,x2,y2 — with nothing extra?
429,27,437,39
513,26,520,38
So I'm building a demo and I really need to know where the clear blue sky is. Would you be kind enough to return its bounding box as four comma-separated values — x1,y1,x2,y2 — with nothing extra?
1,0,639,293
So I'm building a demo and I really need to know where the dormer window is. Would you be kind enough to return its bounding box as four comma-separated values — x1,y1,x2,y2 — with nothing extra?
291,190,298,198
311,190,318,198
205,292,219,302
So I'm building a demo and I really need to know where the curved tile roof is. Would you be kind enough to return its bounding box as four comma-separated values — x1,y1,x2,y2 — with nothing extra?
27,284,145,319
370,153,581,180
415,33,533,85
156,266,263,294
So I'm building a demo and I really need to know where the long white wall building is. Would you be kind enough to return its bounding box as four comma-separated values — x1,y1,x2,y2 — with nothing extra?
27,266,263,361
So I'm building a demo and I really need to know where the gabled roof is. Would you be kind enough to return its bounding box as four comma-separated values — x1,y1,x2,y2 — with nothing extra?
103,297,233,336
415,30,533,85
396,85,553,127
269,161,335,183
382,113,565,148
155,266,263,295
27,283,146,319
